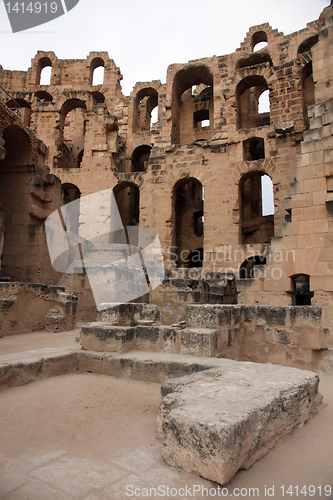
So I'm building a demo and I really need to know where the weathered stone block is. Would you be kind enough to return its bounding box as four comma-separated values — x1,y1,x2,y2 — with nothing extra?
157,361,322,485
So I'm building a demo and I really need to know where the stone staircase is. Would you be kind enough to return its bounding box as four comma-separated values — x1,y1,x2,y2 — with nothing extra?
80,301,218,357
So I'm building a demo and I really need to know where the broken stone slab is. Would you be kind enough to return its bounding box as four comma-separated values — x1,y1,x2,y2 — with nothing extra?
274,121,294,134
157,360,322,485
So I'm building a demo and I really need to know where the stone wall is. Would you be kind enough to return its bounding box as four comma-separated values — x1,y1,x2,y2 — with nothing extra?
187,304,330,370
0,4,332,339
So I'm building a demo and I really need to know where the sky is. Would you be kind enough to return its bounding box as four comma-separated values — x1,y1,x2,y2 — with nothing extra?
0,0,329,96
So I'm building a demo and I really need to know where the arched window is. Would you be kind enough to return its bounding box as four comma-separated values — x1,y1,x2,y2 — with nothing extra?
240,172,274,243
131,145,151,172
172,178,204,267
59,99,87,169
172,66,213,145
36,57,52,85
239,255,266,279
251,31,268,52
61,183,81,234
297,35,319,55
133,88,158,133
291,274,313,305
91,91,105,104
90,57,105,86
236,76,270,130
114,182,140,228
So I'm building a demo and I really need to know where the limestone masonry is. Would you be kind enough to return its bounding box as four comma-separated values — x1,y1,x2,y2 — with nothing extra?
0,4,333,372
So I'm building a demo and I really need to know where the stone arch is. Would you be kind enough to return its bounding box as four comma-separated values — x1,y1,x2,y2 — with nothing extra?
132,87,159,133
172,65,214,145
172,177,204,267
251,30,268,51
238,23,283,56
239,170,274,244
90,57,105,86
297,35,319,55
61,182,81,233
91,91,105,104
113,181,140,228
236,52,273,70
36,56,52,85
235,74,271,130
0,125,33,279
58,98,87,168
130,145,152,172
35,91,53,103
239,255,267,279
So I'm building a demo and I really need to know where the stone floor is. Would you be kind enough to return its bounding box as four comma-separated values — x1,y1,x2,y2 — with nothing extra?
0,330,333,500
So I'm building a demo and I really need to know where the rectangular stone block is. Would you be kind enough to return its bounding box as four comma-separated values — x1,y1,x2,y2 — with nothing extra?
157,361,322,485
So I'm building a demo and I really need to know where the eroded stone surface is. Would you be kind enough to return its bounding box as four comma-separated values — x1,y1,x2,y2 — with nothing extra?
157,360,322,485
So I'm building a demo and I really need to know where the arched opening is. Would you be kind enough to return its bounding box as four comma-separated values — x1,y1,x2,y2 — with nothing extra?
172,178,204,267
114,182,140,229
91,91,105,104
236,53,272,70
131,145,151,172
35,91,53,102
243,137,265,161
301,62,315,130
133,88,158,133
251,31,268,52
61,183,81,234
90,57,105,86
0,126,32,280
5,99,31,127
297,35,319,55
36,57,52,85
291,274,313,305
236,75,270,130
172,66,213,145
59,99,87,169
240,171,274,243
239,255,266,279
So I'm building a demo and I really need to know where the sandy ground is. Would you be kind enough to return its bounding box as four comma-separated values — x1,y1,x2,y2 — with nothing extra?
0,332,332,499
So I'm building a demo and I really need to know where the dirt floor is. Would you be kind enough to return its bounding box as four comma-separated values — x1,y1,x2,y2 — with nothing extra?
0,371,332,500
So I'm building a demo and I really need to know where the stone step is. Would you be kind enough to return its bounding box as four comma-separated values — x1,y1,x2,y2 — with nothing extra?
80,322,218,357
